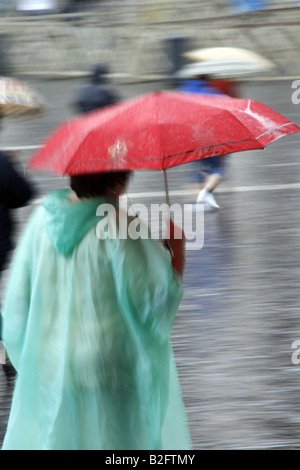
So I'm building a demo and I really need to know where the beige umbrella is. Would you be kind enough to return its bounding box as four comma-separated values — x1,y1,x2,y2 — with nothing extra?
183,47,277,70
0,76,46,120
177,58,276,79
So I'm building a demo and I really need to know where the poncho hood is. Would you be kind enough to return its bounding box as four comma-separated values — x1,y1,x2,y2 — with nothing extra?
43,189,111,256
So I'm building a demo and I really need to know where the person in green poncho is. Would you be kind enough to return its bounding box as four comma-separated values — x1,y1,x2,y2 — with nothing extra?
1,170,192,450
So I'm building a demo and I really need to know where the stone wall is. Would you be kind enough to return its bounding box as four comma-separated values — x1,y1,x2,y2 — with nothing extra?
0,1,299,80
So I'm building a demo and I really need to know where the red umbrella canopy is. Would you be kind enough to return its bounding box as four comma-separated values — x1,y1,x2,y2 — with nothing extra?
29,90,300,175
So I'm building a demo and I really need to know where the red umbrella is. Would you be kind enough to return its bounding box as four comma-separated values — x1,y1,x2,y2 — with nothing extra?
29,90,300,182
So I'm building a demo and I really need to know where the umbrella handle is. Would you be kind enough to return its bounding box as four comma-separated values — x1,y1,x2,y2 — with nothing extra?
163,169,171,207
162,169,174,256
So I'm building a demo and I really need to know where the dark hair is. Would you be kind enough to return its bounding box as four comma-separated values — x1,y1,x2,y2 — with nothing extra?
70,171,131,199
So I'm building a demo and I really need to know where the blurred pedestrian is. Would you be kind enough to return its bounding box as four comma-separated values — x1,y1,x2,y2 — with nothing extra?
178,75,227,210
62,0,83,14
74,63,118,114
0,150,34,385
1,171,191,450
0,151,34,305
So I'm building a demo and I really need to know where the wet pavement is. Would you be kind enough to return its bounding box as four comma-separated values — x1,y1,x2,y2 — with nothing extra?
1,77,300,449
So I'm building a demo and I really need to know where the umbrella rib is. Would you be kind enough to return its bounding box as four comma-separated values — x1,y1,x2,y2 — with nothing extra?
162,121,297,160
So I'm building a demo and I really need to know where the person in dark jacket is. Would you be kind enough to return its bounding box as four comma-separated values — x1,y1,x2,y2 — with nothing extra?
74,63,118,114
0,150,34,386
0,150,34,355
0,151,34,276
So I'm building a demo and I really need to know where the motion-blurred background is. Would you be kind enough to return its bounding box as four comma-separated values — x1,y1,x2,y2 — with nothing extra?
1,0,300,450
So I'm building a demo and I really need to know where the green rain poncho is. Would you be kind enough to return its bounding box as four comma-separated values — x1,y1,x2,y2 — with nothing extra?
2,189,192,450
